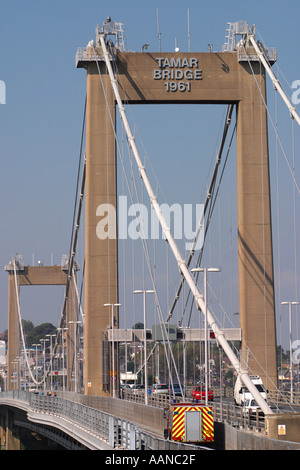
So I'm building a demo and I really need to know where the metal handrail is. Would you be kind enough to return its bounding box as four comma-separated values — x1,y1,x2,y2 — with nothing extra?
122,389,265,433
237,46,277,63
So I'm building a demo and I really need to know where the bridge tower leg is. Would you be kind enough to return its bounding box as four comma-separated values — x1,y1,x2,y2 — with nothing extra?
0,413,6,449
236,60,277,391
83,58,118,396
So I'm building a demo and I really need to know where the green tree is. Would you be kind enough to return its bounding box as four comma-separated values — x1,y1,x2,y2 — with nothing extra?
22,319,34,335
25,322,57,349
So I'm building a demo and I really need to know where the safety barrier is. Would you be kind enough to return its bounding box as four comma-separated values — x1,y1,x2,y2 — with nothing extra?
122,389,265,434
121,385,233,405
3,388,291,445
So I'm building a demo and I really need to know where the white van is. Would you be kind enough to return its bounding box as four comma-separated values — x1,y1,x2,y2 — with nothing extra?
234,375,268,406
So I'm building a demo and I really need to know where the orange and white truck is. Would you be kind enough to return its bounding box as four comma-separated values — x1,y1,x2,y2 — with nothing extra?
164,403,214,443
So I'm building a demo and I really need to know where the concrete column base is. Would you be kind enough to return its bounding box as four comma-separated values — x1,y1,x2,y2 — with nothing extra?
6,408,20,450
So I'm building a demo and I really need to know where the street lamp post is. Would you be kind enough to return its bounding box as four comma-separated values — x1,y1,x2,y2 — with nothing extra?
104,303,122,398
191,267,220,406
57,327,68,391
12,361,17,391
46,334,56,391
40,338,49,391
15,356,21,390
32,343,41,386
281,301,299,403
68,321,81,393
134,290,154,405
27,349,34,389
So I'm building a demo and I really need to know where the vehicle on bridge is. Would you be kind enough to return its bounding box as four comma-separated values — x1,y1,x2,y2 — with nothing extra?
242,398,265,420
169,383,185,397
164,403,214,443
191,386,213,402
234,375,268,406
120,372,138,388
120,383,131,397
132,384,145,394
151,383,169,395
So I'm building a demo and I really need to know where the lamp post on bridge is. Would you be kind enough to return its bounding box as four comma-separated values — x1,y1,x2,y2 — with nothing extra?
191,267,220,406
57,327,68,391
134,290,154,405
68,321,82,393
281,301,299,403
46,334,56,391
40,338,49,391
32,343,41,386
15,356,21,390
104,303,122,398
12,360,18,391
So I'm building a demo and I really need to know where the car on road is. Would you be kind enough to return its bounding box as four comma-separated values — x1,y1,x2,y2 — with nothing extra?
151,384,169,395
120,383,131,397
120,383,131,391
132,384,145,394
192,385,213,401
169,383,185,397
242,398,264,420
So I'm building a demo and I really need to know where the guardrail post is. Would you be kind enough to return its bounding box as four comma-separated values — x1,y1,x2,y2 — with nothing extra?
117,419,122,446
129,424,136,450
109,416,114,448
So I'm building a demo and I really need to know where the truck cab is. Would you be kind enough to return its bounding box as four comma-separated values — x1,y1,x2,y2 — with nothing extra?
234,375,268,406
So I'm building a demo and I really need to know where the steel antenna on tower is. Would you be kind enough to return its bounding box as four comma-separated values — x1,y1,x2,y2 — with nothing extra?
187,8,191,52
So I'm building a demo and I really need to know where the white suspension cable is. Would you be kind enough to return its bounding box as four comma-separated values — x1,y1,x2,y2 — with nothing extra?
99,33,273,415
72,269,84,323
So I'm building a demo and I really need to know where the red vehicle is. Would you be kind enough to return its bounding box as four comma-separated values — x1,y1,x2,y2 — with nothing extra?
191,386,213,402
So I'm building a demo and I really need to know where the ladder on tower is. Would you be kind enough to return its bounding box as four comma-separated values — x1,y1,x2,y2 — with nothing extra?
222,20,250,52
222,22,236,51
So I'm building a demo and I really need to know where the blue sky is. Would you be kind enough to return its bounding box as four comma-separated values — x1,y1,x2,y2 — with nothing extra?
0,0,299,350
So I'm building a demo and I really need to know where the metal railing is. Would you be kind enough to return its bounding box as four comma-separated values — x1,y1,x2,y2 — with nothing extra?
0,391,202,450
213,401,265,433
122,388,266,433
75,47,114,67
121,385,232,405
237,46,277,63
268,389,300,406
4,386,297,446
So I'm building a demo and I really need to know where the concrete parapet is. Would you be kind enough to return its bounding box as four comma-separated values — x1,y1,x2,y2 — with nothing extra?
78,394,166,436
265,413,300,443
215,421,300,450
